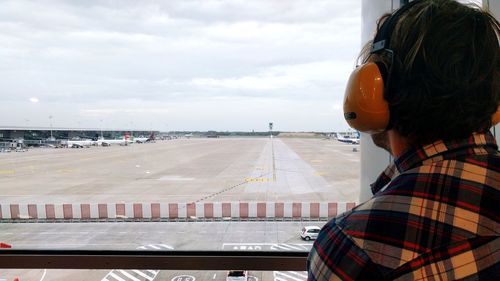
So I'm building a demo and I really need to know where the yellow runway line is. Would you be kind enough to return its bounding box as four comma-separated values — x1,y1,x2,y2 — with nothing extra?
56,169,79,173
245,177,270,182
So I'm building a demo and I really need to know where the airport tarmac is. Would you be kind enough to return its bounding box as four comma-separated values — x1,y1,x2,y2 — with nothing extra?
2,268,308,281
0,137,360,280
0,137,360,204
1,221,320,281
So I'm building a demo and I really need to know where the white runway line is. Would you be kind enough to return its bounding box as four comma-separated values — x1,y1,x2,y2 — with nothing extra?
101,243,162,281
274,271,307,281
271,244,306,251
108,272,126,281
132,270,156,280
104,270,157,281
119,270,141,281
39,269,47,281
158,244,174,249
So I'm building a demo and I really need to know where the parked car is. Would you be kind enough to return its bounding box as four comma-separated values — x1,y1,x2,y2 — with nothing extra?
301,226,321,241
227,270,248,281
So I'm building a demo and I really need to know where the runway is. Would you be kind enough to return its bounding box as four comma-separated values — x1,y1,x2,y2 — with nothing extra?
0,137,360,280
0,137,360,204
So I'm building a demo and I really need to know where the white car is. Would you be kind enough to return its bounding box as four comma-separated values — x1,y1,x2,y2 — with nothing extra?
301,226,321,241
227,270,248,281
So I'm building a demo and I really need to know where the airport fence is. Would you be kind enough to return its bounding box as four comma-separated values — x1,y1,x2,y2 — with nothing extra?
0,202,356,222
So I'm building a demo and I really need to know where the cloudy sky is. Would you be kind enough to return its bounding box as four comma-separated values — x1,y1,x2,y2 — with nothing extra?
0,0,361,132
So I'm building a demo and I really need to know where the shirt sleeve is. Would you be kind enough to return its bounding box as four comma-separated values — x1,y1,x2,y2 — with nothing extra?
307,220,384,281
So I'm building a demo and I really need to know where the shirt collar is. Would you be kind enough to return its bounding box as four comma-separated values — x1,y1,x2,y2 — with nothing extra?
371,132,498,195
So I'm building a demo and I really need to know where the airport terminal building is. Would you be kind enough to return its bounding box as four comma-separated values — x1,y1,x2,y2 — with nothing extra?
0,126,158,148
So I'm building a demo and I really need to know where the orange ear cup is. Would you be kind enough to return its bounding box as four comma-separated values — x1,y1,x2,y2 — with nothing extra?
492,105,500,126
343,63,390,134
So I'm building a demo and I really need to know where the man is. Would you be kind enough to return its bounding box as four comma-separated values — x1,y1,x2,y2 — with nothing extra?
308,0,499,280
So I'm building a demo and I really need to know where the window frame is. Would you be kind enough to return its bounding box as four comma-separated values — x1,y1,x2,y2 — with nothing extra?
0,249,308,271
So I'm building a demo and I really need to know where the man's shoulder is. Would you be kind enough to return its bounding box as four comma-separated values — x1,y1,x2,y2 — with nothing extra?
396,143,499,186
309,218,386,280
380,153,499,231
328,190,499,274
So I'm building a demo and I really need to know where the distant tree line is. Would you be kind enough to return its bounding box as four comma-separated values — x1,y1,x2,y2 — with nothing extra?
167,131,280,137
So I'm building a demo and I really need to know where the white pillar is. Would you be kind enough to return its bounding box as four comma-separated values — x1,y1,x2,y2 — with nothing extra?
359,0,397,203
484,0,500,144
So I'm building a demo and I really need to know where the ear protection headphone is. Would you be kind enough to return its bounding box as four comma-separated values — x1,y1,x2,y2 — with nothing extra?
343,0,500,134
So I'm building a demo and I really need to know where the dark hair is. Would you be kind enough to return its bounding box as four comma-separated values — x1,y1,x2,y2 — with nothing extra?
360,0,500,146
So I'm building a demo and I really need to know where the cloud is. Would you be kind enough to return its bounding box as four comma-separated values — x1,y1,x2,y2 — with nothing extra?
192,75,303,91
190,60,355,101
80,108,170,117
0,0,361,131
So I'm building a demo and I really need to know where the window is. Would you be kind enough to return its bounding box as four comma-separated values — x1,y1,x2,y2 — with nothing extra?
0,1,366,280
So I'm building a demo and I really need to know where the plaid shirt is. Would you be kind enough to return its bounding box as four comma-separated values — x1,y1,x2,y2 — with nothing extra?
308,132,499,280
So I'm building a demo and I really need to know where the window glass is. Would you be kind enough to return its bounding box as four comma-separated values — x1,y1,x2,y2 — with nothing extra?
1,269,309,281
0,0,369,279
1,0,487,278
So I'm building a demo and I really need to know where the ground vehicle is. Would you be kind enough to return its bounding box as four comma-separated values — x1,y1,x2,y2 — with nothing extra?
301,226,321,241
227,270,248,281
70,143,85,148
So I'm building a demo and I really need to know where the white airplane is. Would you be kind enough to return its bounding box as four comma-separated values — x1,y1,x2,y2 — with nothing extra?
336,135,360,145
67,139,95,148
97,133,133,146
134,132,155,143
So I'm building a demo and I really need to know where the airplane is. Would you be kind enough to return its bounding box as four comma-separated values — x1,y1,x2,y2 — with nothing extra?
134,132,155,143
67,139,95,148
97,133,133,146
336,134,360,145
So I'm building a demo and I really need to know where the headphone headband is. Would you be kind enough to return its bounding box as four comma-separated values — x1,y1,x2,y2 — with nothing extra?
371,0,421,54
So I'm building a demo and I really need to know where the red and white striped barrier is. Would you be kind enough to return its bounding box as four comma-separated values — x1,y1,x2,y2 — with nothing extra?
0,202,356,221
